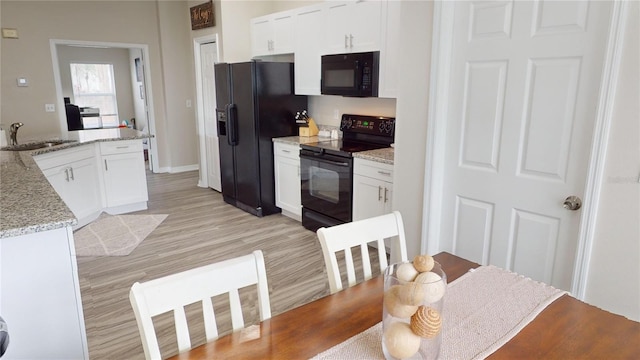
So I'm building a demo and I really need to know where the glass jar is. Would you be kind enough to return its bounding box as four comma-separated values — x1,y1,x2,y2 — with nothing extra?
382,261,447,360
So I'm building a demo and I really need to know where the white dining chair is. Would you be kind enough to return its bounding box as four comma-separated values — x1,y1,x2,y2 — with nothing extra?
129,250,271,360
317,211,408,294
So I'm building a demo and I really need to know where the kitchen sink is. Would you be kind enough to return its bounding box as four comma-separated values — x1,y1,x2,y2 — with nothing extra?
1,140,75,151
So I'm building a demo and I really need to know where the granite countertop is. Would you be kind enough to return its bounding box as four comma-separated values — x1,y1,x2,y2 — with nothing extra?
0,128,151,238
353,147,395,165
272,135,332,146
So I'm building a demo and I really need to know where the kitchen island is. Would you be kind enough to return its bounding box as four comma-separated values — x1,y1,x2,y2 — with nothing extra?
0,128,150,359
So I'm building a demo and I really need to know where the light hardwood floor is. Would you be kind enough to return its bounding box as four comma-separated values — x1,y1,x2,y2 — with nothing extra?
77,170,380,359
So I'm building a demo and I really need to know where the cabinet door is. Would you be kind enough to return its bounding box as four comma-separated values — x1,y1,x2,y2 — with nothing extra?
352,174,386,221
42,158,101,221
349,0,382,52
272,13,294,53
274,143,301,218
251,18,272,57
67,158,102,220
325,0,382,54
325,1,352,53
295,5,325,95
102,152,148,207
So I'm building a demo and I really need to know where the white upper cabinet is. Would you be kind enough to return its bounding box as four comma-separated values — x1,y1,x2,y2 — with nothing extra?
251,11,294,57
325,0,382,54
294,4,326,95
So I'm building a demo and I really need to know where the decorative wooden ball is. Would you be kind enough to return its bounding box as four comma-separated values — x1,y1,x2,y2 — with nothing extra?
413,254,435,272
415,271,446,303
384,286,419,318
396,262,419,282
410,306,442,339
395,282,425,306
384,321,422,359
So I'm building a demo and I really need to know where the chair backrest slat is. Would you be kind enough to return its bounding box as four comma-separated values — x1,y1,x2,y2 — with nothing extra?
173,306,191,353
129,250,271,359
317,211,408,294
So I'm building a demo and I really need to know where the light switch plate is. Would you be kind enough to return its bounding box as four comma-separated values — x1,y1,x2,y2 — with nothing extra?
2,28,18,39
16,77,28,87
45,104,55,112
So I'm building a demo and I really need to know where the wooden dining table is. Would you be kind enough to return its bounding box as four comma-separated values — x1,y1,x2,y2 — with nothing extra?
168,252,640,359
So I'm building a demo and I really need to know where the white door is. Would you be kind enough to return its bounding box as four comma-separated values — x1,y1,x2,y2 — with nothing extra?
439,0,613,290
201,42,221,191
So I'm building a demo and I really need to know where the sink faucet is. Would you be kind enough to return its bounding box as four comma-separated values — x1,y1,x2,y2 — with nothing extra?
9,122,24,146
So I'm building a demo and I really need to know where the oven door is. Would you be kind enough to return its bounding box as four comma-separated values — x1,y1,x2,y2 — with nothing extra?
300,150,353,224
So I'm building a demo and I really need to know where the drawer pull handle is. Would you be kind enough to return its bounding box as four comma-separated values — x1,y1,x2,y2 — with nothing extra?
378,186,382,201
384,187,389,203
116,146,129,149
377,170,391,176
104,159,108,171
282,149,291,153
65,168,69,182
69,167,75,181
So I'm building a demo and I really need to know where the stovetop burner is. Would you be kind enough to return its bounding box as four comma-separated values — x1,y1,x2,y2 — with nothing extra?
300,114,395,157
300,139,390,157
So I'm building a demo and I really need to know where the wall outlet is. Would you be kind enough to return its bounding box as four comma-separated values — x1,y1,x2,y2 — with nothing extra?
45,104,55,112
333,109,340,120
186,99,192,108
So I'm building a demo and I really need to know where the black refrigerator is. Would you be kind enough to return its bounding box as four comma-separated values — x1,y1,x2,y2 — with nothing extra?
215,61,307,217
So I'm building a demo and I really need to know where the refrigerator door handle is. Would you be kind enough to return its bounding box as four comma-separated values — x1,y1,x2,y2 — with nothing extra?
226,103,238,146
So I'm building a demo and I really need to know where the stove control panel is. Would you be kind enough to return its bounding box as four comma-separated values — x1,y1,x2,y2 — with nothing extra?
340,114,395,137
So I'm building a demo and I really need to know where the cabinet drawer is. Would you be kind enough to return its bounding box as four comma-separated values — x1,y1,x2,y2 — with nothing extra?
99,140,143,155
274,142,300,160
34,144,95,171
354,158,393,181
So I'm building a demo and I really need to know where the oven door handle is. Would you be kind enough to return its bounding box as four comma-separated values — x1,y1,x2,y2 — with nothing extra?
307,156,350,167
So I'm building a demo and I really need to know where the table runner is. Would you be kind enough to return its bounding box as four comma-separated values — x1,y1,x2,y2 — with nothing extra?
311,265,566,359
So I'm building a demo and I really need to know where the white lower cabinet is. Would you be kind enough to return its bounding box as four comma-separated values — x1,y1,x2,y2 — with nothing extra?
100,140,149,210
35,139,149,224
1,226,88,359
353,158,393,221
274,142,301,221
35,145,101,226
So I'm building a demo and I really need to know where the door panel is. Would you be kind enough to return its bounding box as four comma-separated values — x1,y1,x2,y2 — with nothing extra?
519,57,580,180
460,61,507,171
453,196,493,265
441,0,612,290
510,209,560,284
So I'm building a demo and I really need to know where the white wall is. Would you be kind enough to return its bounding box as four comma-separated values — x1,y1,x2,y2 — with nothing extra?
392,0,433,258
585,2,640,322
156,0,199,171
308,95,396,127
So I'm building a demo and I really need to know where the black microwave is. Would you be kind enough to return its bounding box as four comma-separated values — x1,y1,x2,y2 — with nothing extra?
321,51,379,97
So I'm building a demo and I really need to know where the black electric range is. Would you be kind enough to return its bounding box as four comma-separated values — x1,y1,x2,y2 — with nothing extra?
299,114,395,231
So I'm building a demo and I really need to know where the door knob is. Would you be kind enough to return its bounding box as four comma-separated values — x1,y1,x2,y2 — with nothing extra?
563,196,582,211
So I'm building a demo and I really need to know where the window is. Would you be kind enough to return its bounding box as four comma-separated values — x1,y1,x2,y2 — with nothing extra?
70,63,119,128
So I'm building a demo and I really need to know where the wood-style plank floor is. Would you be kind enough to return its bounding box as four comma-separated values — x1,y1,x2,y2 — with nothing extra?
77,170,380,359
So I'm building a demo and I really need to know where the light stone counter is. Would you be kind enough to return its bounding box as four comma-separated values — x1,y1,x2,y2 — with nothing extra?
272,135,333,146
0,128,151,238
353,147,394,165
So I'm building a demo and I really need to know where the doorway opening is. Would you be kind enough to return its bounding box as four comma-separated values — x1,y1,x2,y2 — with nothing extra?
50,39,159,173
